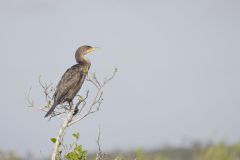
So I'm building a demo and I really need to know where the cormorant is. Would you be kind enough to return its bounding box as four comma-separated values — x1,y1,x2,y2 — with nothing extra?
44,45,97,117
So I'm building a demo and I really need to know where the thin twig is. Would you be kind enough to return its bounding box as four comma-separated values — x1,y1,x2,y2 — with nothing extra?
28,68,117,160
96,126,105,160
25,87,34,107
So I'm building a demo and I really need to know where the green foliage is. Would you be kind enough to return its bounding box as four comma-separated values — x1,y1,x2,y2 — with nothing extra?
135,148,148,160
201,142,240,160
50,138,57,143
54,132,87,160
44,100,52,109
134,148,166,160
114,155,125,160
72,133,80,140
64,145,87,160
76,95,84,101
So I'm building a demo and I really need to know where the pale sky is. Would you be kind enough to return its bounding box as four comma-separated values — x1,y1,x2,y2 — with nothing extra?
0,0,240,156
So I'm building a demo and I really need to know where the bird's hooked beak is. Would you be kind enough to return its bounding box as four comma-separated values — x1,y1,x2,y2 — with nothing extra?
86,47,100,54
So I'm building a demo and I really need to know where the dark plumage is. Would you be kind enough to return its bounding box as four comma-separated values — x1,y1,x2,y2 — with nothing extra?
44,45,96,117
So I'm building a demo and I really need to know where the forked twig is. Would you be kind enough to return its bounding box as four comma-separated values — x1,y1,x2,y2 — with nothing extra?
27,68,117,160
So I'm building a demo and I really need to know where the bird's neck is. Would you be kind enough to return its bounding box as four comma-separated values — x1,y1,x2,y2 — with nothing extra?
77,55,91,66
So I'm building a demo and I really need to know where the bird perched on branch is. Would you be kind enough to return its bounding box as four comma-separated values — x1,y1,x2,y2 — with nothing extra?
44,45,97,117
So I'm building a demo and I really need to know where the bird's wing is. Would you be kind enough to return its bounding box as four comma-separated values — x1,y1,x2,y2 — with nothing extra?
54,66,81,102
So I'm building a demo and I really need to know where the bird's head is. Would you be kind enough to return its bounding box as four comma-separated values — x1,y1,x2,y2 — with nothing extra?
75,45,98,63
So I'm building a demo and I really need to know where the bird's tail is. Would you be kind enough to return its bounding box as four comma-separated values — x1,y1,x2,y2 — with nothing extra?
44,102,57,117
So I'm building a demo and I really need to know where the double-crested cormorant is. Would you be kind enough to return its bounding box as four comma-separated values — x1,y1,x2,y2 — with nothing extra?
44,45,97,117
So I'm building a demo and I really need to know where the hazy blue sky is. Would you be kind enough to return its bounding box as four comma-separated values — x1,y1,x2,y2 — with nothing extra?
0,0,240,156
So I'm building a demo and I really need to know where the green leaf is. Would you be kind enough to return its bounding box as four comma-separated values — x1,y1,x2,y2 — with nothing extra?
64,152,78,160
50,138,57,143
74,145,82,153
76,95,84,101
64,145,87,160
72,133,80,139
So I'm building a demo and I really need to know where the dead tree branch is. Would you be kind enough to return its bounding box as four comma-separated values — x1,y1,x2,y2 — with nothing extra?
68,68,117,126
96,127,105,160
27,68,116,160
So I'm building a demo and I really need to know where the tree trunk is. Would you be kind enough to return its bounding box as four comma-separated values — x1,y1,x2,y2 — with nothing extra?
51,106,76,160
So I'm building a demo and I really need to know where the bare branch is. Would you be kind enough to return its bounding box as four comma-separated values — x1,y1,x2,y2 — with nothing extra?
38,76,53,103
96,127,105,160
86,74,100,89
103,67,117,87
68,87,103,126
25,87,35,108
69,68,117,126
28,68,117,160
75,90,90,109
